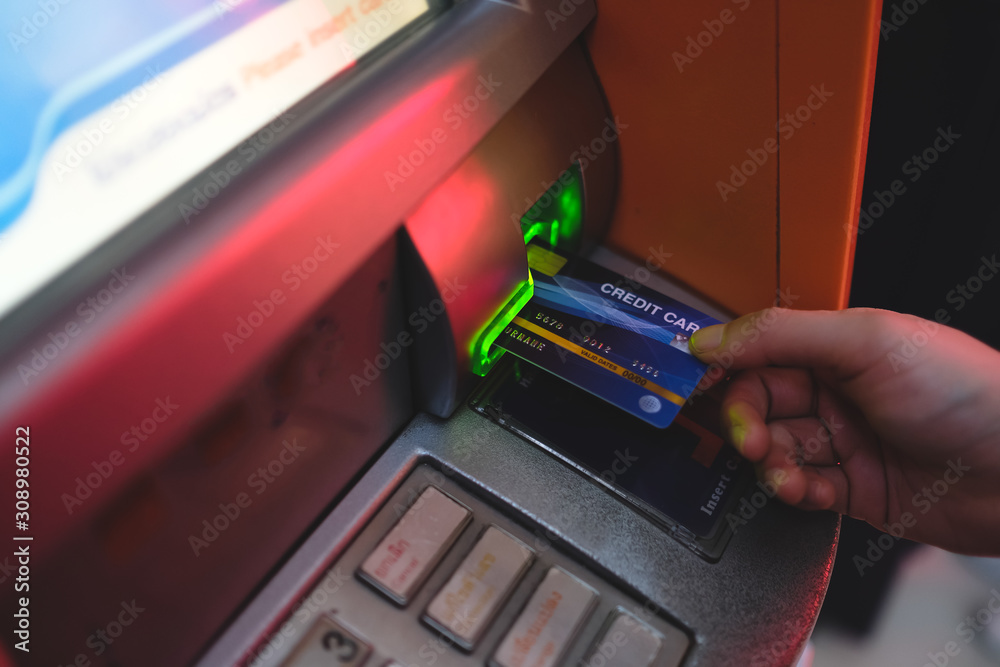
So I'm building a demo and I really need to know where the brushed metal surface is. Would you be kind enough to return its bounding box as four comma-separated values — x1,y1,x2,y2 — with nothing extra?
205,461,695,667
201,407,838,667
20,237,413,667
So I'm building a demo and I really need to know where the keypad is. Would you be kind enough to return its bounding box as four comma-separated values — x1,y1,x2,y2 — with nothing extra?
491,566,597,667
583,610,665,667
359,486,471,605
260,465,691,666
425,526,533,650
281,615,372,667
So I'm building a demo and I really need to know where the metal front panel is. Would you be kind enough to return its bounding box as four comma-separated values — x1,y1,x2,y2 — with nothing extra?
201,407,838,667
200,253,838,667
23,236,412,667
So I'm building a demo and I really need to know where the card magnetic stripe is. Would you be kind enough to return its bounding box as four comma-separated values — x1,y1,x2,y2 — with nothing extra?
510,316,686,407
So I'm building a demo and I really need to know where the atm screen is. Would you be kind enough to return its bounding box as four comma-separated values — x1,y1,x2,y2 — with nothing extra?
0,0,436,318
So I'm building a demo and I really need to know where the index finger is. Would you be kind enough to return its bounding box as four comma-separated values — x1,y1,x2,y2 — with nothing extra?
688,307,889,380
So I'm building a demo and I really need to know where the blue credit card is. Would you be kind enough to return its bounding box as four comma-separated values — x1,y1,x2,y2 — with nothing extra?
494,242,721,428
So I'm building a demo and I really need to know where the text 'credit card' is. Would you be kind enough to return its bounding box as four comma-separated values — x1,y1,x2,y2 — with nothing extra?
494,242,721,428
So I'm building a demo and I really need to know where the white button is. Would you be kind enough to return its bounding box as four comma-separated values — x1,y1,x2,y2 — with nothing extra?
359,486,471,605
582,611,664,667
491,567,597,667
281,614,371,667
424,526,534,649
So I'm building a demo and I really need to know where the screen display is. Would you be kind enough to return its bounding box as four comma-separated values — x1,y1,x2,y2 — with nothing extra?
0,0,432,318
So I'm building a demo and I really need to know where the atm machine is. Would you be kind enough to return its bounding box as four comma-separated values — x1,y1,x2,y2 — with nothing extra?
0,1,881,665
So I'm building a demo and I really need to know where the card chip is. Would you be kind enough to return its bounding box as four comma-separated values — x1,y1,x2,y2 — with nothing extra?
526,245,569,277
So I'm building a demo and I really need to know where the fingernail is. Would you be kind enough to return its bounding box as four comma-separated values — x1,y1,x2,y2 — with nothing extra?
810,480,834,508
730,422,747,454
727,405,748,453
690,324,724,354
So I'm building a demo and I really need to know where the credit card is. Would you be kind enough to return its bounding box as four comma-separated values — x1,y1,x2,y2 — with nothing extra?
494,241,721,428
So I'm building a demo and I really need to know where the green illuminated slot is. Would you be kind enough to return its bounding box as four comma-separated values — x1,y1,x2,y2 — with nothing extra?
470,274,534,377
519,162,584,252
470,163,584,376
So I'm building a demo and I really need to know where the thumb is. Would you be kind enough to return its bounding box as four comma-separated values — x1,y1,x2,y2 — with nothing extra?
688,307,889,376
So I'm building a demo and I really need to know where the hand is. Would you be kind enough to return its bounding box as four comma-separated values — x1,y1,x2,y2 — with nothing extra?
689,307,1000,556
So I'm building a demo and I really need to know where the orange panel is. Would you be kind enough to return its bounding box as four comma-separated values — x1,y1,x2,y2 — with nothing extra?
587,1,881,315
589,0,778,315
779,2,882,310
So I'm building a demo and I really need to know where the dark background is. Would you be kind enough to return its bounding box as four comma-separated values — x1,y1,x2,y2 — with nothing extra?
823,0,1000,635
849,0,1000,347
